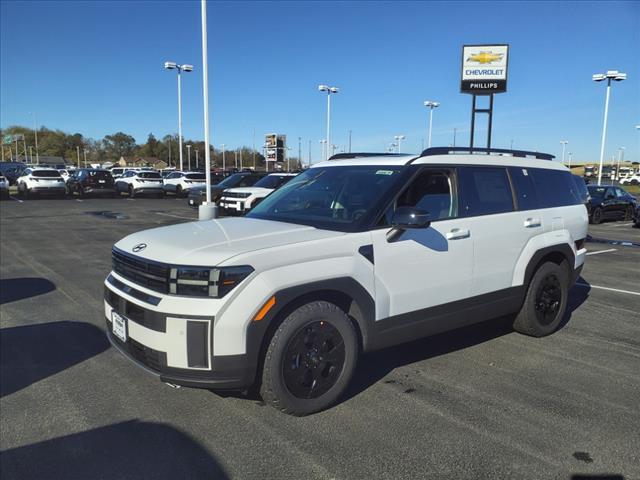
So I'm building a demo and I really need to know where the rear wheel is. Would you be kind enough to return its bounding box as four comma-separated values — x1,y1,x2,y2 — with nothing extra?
128,185,135,198
590,207,603,224
260,301,358,416
513,261,569,337
176,185,183,198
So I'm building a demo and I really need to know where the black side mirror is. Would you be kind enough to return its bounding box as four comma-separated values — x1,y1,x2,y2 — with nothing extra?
387,207,431,242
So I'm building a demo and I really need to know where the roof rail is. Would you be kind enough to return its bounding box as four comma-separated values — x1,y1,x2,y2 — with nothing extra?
328,152,408,160
420,147,555,161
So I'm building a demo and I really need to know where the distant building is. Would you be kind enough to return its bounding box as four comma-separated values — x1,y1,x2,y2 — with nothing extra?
118,156,168,169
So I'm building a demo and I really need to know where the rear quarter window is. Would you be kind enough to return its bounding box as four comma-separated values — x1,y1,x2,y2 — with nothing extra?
508,167,538,211
530,168,580,208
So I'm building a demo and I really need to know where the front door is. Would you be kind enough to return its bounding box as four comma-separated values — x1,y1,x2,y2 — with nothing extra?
371,167,473,320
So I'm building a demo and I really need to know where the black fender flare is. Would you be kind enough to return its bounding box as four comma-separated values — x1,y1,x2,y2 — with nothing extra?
523,244,575,288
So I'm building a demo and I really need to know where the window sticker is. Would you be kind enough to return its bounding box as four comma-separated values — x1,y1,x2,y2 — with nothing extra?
376,170,394,176
522,169,528,176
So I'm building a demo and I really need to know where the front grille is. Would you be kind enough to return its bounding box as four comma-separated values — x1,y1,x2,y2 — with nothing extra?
112,249,169,294
223,191,249,199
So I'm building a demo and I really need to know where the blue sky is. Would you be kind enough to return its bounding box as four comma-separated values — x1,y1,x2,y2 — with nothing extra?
1,0,638,163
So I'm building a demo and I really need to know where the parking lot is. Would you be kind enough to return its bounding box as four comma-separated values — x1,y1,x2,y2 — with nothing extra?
1,197,639,480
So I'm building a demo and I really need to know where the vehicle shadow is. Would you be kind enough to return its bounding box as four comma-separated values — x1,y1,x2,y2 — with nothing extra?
344,279,591,403
0,420,230,480
0,277,56,304
0,321,110,397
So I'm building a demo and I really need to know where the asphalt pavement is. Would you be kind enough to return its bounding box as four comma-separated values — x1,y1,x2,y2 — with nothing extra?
1,196,639,480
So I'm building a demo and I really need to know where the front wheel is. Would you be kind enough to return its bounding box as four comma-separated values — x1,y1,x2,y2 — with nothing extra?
260,301,358,416
175,185,183,198
590,207,603,224
513,261,569,337
128,185,135,198
624,205,634,221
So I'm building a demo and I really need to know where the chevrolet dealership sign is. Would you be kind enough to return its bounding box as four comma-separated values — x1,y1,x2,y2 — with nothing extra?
461,44,509,94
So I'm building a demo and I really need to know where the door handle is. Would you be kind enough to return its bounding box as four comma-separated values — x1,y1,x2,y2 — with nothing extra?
524,218,541,228
446,228,470,240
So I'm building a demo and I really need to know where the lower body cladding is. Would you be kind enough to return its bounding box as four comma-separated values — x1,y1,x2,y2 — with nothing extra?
133,187,163,195
104,278,258,390
83,187,115,194
29,186,66,195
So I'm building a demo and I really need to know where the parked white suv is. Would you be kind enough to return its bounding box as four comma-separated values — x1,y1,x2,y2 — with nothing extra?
0,174,9,199
115,170,164,197
219,172,297,214
105,148,588,415
16,168,66,198
619,174,640,186
162,171,206,197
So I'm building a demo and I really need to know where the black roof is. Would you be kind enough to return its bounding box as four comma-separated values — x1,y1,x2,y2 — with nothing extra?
420,147,554,161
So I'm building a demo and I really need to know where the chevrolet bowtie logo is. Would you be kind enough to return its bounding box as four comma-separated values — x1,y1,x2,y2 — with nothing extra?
467,51,503,64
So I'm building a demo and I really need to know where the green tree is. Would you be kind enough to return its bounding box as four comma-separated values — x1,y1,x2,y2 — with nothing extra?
103,132,136,160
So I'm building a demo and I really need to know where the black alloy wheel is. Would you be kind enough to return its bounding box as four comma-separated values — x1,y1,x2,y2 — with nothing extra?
591,207,603,224
282,321,346,400
534,274,562,326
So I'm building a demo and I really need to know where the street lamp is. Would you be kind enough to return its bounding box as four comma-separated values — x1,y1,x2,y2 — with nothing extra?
568,152,573,169
424,101,440,148
319,139,327,161
560,140,568,164
164,61,194,171
186,144,192,171
318,84,339,161
394,135,406,153
593,70,626,185
220,144,226,172
617,146,625,180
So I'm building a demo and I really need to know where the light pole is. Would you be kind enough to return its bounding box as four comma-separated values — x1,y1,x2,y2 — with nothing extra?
318,85,339,161
164,61,194,171
394,135,406,153
617,147,625,180
195,148,199,170
186,144,192,171
560,140,568,164
424,101,439,148
76,146,80,169
348,130,352,153
234,149,238,169
83,148,87,167
29,112,39,164
593,70,626,185
298,137,302,169
308,139,312,167
221,144,226,172
568,152,573,169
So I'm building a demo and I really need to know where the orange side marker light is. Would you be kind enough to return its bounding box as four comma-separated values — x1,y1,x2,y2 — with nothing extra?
254,296,276,321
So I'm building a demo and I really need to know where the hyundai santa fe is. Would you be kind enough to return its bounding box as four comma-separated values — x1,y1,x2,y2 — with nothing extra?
104,148,588,415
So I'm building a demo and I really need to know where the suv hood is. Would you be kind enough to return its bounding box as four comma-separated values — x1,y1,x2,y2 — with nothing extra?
114,217,343,266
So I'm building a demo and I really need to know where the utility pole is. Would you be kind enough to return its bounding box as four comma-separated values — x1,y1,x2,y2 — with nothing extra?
348,130,352,153
298,137,302,170
195,148,199,170
308,139,312,168
253,128,256,170
76,146,80,169
83,148,87,167
453,128,457,147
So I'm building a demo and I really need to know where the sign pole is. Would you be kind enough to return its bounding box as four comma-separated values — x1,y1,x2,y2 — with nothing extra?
487,93,494,149
469,95,476,152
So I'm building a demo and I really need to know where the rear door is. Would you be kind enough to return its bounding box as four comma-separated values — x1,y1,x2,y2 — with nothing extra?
457,166,531,296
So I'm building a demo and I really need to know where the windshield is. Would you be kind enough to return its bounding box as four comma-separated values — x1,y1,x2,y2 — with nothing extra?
138,172,161,179
217,173,249,188
33,170,62,178
253,175,292,189
247,166,404,231
186,173,205,180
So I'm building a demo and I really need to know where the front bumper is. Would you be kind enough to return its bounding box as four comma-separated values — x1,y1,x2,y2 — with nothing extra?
104,275,256,390
219,199,247,215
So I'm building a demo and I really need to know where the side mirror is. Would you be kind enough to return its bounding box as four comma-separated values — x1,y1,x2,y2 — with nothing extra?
387,207,431,242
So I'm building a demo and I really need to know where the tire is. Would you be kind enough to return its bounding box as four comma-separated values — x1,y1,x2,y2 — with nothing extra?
128,185,135,198
624,205,634,221
260,301,358,416
513,262,569,337
590,207,603,224
175,185,183,198
157,191,165,199
77,185,86,198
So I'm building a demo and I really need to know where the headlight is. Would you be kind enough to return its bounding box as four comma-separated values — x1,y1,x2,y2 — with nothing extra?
169,266,253,298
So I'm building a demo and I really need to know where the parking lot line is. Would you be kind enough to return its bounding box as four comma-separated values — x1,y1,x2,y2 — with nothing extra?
610,222,633,227
154,211,194,220
9,196,23,203
576,282,640,297
586,248,617,256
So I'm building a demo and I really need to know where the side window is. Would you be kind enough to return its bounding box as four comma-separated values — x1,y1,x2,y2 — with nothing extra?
459,167,514,216
615,188,626,198
530,168,580,208
508,167,538,211
380,168,456,225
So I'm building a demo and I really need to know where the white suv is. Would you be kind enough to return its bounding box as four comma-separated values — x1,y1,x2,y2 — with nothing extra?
162,171,206,197
219,173,297,214
104,148,588,415
16,168,66,198
115,170,164,197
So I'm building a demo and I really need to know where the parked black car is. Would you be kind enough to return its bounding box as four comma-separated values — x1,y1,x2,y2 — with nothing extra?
188,172,266,208
586,185,637,224
634,204,640,228
0,162,28,185
66,169,116,197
